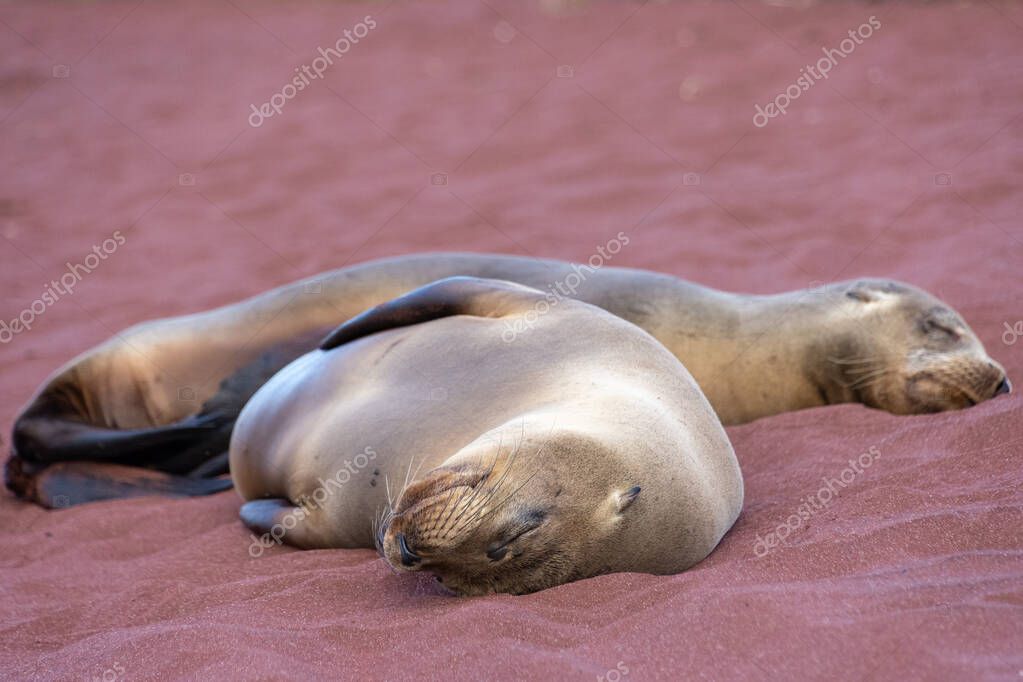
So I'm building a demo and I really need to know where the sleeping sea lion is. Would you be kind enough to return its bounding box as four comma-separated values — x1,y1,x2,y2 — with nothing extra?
230,277,743,595
6,252,1009,507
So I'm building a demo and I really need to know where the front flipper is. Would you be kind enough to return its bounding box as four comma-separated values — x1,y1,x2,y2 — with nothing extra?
240,499,331,550
320,276,546,350
6,456,232,508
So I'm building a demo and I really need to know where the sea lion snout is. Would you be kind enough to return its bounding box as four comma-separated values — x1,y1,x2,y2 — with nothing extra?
377,470,484,573
379,521,424,572
900,355,1008,412
980,363,1011,401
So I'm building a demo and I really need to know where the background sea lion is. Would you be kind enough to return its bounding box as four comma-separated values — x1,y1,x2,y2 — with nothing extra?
230,277,744,596
6,252,1009,507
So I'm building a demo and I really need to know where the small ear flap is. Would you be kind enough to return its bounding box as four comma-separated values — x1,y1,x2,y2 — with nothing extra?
320,276,545,350
845,284,877,303
845,279,908,304
615,485,641,513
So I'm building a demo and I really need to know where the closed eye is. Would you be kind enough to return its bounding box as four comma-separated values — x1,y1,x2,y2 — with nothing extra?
486,514,546,561
921,319,958,339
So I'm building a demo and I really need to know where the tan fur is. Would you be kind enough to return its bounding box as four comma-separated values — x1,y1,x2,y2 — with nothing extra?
16,254,1007,434
229,281,743,595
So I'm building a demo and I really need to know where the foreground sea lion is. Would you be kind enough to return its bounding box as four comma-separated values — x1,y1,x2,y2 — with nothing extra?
6,252,1009,507
231,277,744,595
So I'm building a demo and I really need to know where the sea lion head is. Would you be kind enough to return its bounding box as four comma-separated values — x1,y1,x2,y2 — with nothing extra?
375,434,642,596
825,279,1010,414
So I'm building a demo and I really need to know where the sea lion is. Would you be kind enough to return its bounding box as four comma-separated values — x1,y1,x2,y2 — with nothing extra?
230,277,744,596
6,252,1009,507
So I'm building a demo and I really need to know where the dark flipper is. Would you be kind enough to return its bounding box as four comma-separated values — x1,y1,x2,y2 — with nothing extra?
10,329,326,483
320,276,545,350
240,498,325,550
12,411,229,466
239,499,296,536
188,451,230,478
5,455,232,509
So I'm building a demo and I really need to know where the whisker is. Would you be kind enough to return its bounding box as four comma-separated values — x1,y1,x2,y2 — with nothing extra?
438,445,515,541
446,431,505,524
409,459,425,490
450,435,525,529
843,365,883,375
842,368,883,378
464,468,541,530
372,504,392,554
434,436,502,538
828,356,880,365
437,433,512,540
442,445,501,535
846,369,889,389
403,454,416,494
392,453,427,513
449,433,552,538
849,367,888,382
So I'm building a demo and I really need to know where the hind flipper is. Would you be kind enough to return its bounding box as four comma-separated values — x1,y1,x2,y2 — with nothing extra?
6,456,232,508
188,451,230,478
320,276,546,350
12,411,230,467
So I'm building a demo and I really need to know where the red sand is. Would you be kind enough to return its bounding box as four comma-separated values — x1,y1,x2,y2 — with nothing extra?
1,1,1021,679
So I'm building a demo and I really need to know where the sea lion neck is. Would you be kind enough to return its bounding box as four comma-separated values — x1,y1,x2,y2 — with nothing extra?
669,289,853,424
750,290,864,410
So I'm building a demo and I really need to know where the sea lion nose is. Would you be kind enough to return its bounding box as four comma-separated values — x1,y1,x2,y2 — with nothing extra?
994,377,1011,396
397,533,421,567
